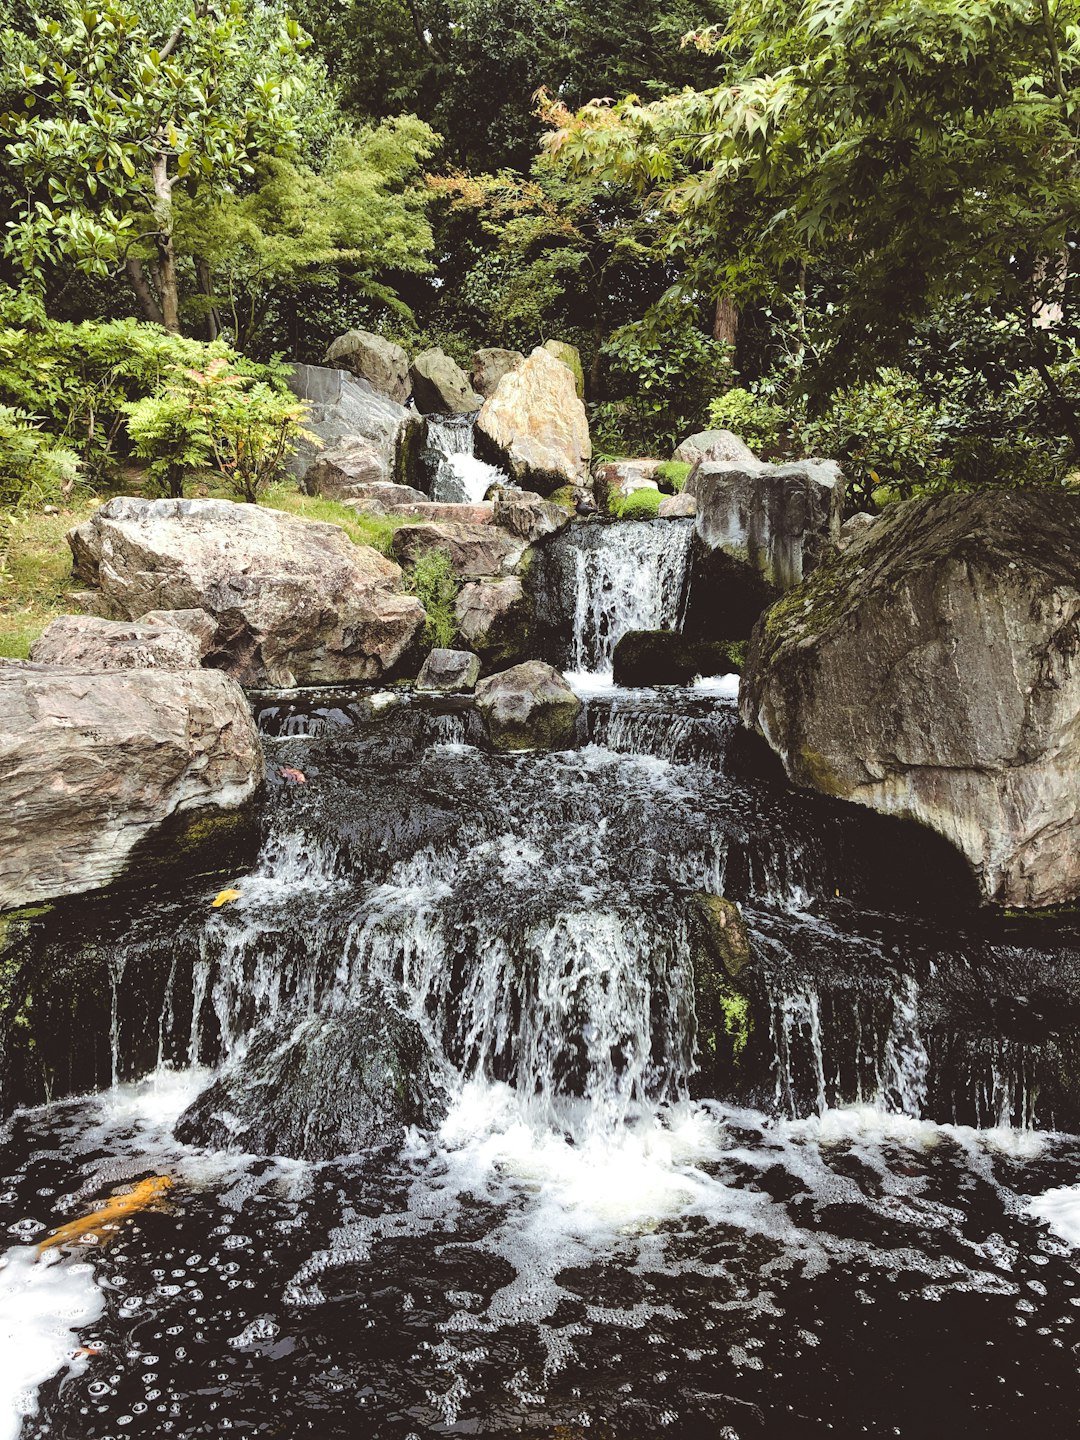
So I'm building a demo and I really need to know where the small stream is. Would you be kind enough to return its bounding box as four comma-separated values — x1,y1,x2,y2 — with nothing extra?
3,520,1080,1438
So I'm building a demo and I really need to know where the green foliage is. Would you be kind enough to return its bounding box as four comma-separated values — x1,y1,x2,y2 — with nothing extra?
707,387,787,455
653,461,691,493
615,486,662,519
404,548,459,649
124,356,313,501
0,404,80,507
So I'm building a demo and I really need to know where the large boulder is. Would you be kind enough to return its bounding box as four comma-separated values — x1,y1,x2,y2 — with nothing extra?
476,347,591,494
454,577,530,666
684,459,845,639
174,996,439,1161
474,660,582,751
740,492,1080,909
0,662,262,911
29,614,209,671
69,497,425,688
410,349,483,415
285,363,422,490
675,430,756,466
323,330,411,404
471,347,524,398
391,519,521,579
542,339,585,398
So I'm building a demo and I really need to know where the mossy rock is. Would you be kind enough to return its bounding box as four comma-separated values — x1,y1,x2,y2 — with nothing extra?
688,893,754,1085
542,340,585,398
618,488,662,520
654,461,693,494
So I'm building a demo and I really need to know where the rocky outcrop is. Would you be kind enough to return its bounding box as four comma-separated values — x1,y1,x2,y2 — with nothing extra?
391,520,520,579
474,661,581,751
0,662,262,911
175,995,438,1161
416,648,481,693
675,430,756,466
492,490,570,544
471,347,523,398
324,330,411,404
410,349,483,415
285,363,422,490
612,631,741,688
542,339,585,398
476,347,591,494
388,502,493,525
29,614,209,671
69,497,425,688
454,578,530,666
740,492,1080,909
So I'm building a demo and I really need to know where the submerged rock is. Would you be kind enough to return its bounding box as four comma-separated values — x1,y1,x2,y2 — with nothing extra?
416,648,481,693
476,347,591,494
0,662,262,911
285,363,422,489
612,630,741,688
740,491,1080,909
471,347,524,398
29,614,208,671
174,996,439,1161
69,497,424,688
324,330,411,404
687,893,753,1095
474,660,581,750
410,349,483,415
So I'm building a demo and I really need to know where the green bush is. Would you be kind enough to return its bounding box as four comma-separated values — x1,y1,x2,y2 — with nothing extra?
404,547,459,648
0,406,81,508
616,487,662,519
707,387,789,454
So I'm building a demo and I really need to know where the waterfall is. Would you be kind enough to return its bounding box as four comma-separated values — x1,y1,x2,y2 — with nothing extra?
425,413,507,503
547,519,695,676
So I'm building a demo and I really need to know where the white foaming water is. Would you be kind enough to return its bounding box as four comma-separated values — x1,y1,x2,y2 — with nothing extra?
693,672,741,700
1025,1187,1080,1246
426,414,508,503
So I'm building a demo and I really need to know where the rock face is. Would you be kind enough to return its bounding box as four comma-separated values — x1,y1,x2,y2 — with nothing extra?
476,347,591,494
174,996,438,1161
69,497,425,688
416,648,481,693
474,660,582,751
29,614,208,671
674,430,756,466
492,490,570,544
471,347,524,398
740,492,1080,909
410,349,483,415
324,330,411,404
285,363,422,489
0,662,262,912
542,339,585,398
454,578,530,666
391,520,520,579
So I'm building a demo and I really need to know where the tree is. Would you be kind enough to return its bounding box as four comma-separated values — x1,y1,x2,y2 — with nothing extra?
548,0,1080,449
0,0,316,331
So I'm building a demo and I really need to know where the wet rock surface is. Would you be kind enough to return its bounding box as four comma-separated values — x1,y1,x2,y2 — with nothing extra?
741,490,1080,907
453,576,531,665
416,647,481,692
474,660,581,750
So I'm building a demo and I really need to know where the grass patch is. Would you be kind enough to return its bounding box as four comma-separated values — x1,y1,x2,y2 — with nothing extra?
0,500,99,658
259,482,420,555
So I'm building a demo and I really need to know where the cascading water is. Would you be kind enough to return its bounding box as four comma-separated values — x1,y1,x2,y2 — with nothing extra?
6,670,1080,1432
424,413,506,504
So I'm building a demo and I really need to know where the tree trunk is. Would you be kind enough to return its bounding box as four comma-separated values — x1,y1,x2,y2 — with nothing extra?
195,259,219,341
150,154,180,333
125,257,164,325
712,294,739,350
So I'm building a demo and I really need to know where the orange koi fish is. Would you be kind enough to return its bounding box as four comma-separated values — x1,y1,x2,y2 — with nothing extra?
37,1175,173,1256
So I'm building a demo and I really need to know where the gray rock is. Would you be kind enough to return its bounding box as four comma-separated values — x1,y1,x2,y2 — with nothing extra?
474,660,582,751
30,614,206,671
391,519,521,579
492,490,571,543
410,349,483,415
0,662,262,911
324,330,411,404
476,347,591,494
387,502,493,525
138,608,218,653
835,510,879,552
740,491,1080,909
674,429,756,466
658,492,697,518
69,497,424,688
303,438,385,500
174,995,439,1161
285,363,422,489
416,648,481,693
329,480,431,512
471,347,524,398
454,577,530,665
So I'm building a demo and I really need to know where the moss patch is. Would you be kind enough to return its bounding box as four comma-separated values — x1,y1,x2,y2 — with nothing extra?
654,460,692,493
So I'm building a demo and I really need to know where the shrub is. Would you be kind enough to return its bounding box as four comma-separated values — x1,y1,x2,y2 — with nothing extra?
404,547,459,648
616,487,662,519
0,406,80,508
707,387,789,454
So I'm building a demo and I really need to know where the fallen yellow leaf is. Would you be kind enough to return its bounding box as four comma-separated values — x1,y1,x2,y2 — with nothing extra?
38,1176,173,1255
212,888,242,908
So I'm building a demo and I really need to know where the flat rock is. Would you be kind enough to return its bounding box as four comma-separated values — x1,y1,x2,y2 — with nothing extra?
391,519,520,579
740,491,1080,908
416,647,482,693
0,663,262,911
138,609,218,652
492,490,570,543
674,429,756,466
69,497,424,688
388,502,494,525
476,347,591,494
324,330,411,404
474,660,581,751
30,614,207,671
